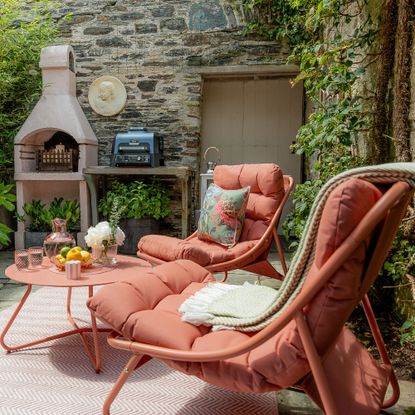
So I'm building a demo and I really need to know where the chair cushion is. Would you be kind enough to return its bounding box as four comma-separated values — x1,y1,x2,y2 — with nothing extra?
138,234,258,266
87,260,215,338
197,183,250,247
214,164,285,223
90,178,388,412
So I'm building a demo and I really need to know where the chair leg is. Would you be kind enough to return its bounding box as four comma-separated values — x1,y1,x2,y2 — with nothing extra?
273,228,288,275
103,354,144,415
295,312,338,415
361,295,400,408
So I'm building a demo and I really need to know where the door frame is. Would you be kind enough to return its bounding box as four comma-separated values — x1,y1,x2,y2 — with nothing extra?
194,64,306,183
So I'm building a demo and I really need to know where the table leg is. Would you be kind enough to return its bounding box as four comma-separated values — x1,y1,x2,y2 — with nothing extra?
0,284,109,373
66,286,107,373
0,285,32,352
0,285,90,353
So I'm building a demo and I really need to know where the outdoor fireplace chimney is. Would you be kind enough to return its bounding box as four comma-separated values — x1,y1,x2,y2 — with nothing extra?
13,45,97,249
14,45,97,162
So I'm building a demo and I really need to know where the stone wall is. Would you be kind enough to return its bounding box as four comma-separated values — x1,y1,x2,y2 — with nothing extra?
410,23,415,160
56,0,288,234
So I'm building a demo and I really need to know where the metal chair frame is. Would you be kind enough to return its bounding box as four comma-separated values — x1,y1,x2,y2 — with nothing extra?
101,181,412,415
138,175,294,280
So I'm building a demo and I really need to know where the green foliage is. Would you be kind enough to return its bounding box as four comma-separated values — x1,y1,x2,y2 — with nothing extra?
0,0,62,182
99,180,171,221
241,0,374,240
0,182,16,212
382,231,415,335
107,196,126,242
242,0,415,344
0,182,16,246
400,318,415,346
17,197,80,232
383,234,415,283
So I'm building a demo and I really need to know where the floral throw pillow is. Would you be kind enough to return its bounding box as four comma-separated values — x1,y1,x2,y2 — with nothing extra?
197,184,250,247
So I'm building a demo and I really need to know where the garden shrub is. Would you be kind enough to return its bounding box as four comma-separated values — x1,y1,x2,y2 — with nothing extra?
240,0,414,342
0,0,62,182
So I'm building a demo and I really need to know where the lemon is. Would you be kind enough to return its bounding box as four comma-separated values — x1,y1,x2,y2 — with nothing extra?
60,247,71,258
66,248,83,261
80,250,91,263
74,246,83,252
55,254,64,261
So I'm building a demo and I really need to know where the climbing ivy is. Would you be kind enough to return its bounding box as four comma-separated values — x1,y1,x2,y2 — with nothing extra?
241,0,415,342
241,0,376,240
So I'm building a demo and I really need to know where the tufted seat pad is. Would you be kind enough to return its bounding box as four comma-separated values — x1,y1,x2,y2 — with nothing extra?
137,235,258,266
88,179,391,414
88,259,279,392
137,163,286,266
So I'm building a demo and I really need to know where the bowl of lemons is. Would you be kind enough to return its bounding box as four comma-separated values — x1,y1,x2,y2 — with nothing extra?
53,246,93,271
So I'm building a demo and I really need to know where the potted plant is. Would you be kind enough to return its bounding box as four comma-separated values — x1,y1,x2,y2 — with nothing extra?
0,182,16,249
98,180,171,255
17,197,80,248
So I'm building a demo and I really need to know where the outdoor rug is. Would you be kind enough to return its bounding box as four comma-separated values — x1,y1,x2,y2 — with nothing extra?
0,286,278,415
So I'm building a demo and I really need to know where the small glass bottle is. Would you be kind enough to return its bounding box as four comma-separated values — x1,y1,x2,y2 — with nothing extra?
43,218,76,260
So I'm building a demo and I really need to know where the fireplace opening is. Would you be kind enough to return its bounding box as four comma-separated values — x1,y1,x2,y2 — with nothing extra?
38,131,80,172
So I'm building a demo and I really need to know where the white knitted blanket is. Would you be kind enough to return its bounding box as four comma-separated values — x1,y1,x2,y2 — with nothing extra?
179,163,415,331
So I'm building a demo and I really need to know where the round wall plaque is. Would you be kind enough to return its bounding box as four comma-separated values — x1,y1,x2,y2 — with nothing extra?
88,75,127,117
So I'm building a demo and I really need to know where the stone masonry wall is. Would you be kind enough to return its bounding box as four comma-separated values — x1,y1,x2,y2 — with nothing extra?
55,0,288,234
410,23,415,160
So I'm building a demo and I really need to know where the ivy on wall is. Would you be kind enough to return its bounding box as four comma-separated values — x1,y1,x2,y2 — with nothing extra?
241,0,376,238
240,0,415,342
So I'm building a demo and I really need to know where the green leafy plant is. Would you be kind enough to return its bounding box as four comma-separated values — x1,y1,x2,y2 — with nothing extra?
0,182,16,246
400,318,415,346
98,180,171,221
241,0,375,242
241,0,415,345
17,197,80,232
0,0,63,182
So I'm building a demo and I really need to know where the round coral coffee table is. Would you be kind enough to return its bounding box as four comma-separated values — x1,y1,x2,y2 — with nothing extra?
0,255,151,373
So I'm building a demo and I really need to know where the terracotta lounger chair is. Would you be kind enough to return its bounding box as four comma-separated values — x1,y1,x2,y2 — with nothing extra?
138,163,294,279
88,174,413,415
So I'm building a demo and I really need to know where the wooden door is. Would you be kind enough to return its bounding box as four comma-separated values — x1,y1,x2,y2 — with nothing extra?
201,76,303,225
201,77,302,179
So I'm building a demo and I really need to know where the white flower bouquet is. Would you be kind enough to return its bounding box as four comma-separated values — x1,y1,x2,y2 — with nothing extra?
84,221,125,266
84,198,126,266
84,221,125,248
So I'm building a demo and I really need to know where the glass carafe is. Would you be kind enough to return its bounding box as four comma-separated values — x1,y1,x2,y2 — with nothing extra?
43,218,76,259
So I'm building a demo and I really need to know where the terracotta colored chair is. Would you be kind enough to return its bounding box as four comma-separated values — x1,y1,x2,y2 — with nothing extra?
88,177,413,415
137,163,294,279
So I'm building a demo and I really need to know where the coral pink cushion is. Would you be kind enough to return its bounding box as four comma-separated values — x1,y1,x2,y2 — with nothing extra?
214,164,285,223
89,179,388,414
138,234,258,266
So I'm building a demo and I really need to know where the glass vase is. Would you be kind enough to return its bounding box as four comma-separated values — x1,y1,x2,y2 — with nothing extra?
92,244,118,266
43,218,76,260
